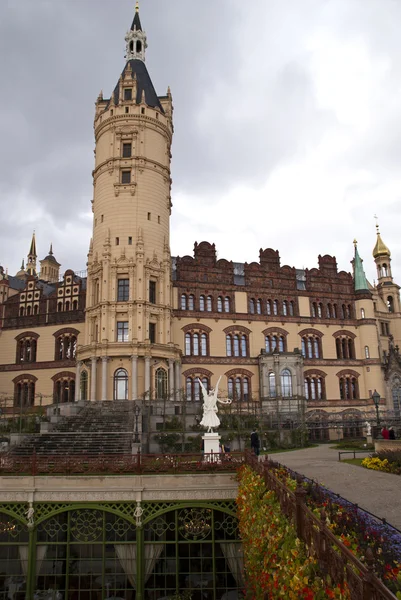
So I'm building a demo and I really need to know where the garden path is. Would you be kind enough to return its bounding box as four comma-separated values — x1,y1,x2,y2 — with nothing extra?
266,444,401,530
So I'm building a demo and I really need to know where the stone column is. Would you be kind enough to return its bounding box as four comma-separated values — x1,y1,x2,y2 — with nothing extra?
169,358,174,400
90,357,97,401
75,361,82,402
131,355,138,400
144,356,151,400
175,360,181,402
101,357,108,401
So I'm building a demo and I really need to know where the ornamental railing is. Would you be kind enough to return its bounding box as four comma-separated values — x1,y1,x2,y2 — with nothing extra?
0,450,244,476
244,450,397,600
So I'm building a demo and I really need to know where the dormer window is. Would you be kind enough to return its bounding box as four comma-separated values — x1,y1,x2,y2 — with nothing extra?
124,88,132,101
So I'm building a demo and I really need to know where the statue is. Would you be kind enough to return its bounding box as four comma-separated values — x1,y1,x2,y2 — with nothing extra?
198,377,231,433
26,503,35,529
365,421,372,436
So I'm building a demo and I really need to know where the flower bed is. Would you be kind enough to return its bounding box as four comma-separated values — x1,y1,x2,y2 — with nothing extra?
236,465,350,599
362,450,401,475
268,461,401,597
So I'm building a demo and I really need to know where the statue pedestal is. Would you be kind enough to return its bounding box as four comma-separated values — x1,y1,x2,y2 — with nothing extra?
202,432,221,463
366,435,372,446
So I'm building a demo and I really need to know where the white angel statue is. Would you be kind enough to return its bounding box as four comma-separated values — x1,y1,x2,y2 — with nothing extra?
198,376,232,433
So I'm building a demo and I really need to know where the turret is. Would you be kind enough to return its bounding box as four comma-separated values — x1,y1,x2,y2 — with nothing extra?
372,223,400,313
39,244,61,283
26,232,37,277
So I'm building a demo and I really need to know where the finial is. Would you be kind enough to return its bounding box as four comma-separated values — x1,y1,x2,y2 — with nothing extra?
374,214,380,234
49,243,53,255
353,239,357,247
135,1,139,12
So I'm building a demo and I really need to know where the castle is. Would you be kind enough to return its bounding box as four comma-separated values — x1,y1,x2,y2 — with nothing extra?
0,3,400,438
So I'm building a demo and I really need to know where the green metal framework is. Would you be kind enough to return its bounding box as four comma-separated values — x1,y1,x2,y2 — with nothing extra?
0,500,242,599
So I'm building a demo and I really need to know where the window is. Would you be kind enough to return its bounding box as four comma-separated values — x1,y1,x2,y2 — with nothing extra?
147,212,151,220
80,371,88,401
266,300,272,315
149,280,156,304
289,301,294,316
124,88,132,101
273,300,278,315
335,334,355,359
387,296,394,313
128,236,132,245
304,375,325,400
199,295,205,312
300,334,322,359
181,294,187,310
117,279,129,302
149,323,156,344
55,331,77,360
311,303,317,318
317,303,323,318
364,345,370,359
155,368,167,399
121,171,131,184
16,334,38,364
188,294,195,310
206,296,212,312
114,368,128,400
217,297,223,313
117,322,129,342
186,376,209,401
185,331,209,356
122,143,132,158
282,301,288,316
224,297,230,313
53,373,75,404
14,376,36,408
265,334,286,353
249,299,255,314
268,372,276,398
227,376,250,401
226,333,248,357
361,308,365,319
281,369,293,397
339,374,359,400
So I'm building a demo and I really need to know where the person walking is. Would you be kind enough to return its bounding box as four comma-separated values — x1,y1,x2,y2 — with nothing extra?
389,427,396,440
381,426,390,440
250,427,260,456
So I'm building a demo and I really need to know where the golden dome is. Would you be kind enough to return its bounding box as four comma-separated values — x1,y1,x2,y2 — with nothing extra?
373,226,391,259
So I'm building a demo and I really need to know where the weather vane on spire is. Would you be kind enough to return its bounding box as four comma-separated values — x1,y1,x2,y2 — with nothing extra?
374,214,380,233
135,1,139,12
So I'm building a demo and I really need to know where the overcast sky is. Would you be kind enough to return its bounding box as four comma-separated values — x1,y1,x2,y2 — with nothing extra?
1,0,401,284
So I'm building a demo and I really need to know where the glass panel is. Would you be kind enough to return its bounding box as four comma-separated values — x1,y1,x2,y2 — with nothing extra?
281,369,292,397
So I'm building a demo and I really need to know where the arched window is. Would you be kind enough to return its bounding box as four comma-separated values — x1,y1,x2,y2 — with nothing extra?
249,299,255,314
332,304,337,318
188,294,195,310
326,304,331,319
186,375,209,401
265,334,286,353
16,334,38,364
304,375,325,400
300,334,322,359
224,297,230,313
33,305,39,315
27,305,32,316
55,332,77,361
281,369,292,397
72,299,78,310
217,296,223,312
57,301,62,312
311,302,317,318
383,264,388,277
361,308,365,319
184,330,209,356
317,303,322,318
19,306,25,316
256,299,262,315
14,377,36,408
199,295,205,311
155,368,168,399
65,301,70,312
53,374,75,404
266,300,272,316
227,376,250,401
80,371,88,401
282,301,288,316
387,296,394,313
114,368,128,400
206,296,212,312
335,333,355,359
273,300,278,315
289,301,294,316
364,346,370,359
338,374,359,400
180,294,187,310
226,333,248,357
268,372,276,397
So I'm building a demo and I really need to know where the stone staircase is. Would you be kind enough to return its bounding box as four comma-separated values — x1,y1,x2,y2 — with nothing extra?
10,401,137,456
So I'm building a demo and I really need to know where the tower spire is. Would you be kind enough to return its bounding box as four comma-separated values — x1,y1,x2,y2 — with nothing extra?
125,2,147,62
26,231,37,277
353,240,369,292
372,219,392,283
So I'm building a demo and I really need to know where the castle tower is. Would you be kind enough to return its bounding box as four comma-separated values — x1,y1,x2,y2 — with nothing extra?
372,223,400,314
39,244,61,283
78,4,179,402
26,232,37,277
